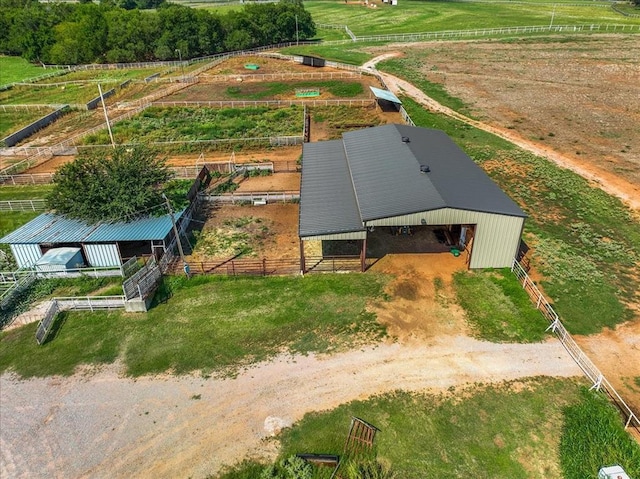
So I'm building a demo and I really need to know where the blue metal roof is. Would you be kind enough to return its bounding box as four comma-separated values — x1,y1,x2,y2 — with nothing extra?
369,86,402,105
0,211,183,245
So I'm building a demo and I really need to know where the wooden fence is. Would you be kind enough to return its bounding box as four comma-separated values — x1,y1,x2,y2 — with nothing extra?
511,259,640,433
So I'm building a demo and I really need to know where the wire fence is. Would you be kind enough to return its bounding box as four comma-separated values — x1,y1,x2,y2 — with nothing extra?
0,199,47,212
511,259,640,432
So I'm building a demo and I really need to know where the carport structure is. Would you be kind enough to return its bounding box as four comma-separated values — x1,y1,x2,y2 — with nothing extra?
298,124,526,272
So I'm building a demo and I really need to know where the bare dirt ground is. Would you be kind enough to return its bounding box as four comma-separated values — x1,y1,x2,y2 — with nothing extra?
0,254,583,479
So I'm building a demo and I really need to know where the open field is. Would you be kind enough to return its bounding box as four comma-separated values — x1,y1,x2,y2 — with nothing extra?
0,82,123,106
0,56,60,85
304,0,640,36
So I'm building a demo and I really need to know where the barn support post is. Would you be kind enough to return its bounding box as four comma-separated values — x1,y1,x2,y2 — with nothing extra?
360,237,367,272
299,239,306,274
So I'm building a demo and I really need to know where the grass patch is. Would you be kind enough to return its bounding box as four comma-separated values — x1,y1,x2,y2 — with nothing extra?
193,216,269,257
0,56,61,85
219,80,364,100
309,105,384,139
82,106,304,145
560,387,640,478
220,378,640,479
0,109,55,138
0,82,121,105
0,185,54,201
0,273,388,377
453,269,549,342
280,44,372,66
400,97,640,335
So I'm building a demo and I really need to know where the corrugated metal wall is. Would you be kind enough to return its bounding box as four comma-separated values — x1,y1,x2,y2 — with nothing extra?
10,244,42,268
84,243,121,267
367,208,524,269
302,231,367,241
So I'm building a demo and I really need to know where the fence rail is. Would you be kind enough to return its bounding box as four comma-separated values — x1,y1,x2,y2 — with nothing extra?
55,295,126,310
511,259,640,432
200,71,361,82
0,199,47,212
204,191,299,204
151,99,376,108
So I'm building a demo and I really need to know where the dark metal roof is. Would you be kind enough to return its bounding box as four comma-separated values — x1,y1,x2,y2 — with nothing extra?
298,124,526,238
299,140,365,238
0,211,183,245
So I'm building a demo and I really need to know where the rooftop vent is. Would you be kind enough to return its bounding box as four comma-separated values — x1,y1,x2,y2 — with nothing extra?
420,165,430,173
401,136,410,143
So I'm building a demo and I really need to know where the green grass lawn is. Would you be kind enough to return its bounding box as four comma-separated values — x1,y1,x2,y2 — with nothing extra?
0,273,388,377
0,185,54,201
397,97,640,335
0,56,61,85
0,82,121,106
0,109,56,138
219,80,363,100
453,268,550,342
217,377,640,479
304,0,640,37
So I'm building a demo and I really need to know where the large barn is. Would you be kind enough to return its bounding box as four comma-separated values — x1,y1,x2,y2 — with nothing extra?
298,124,526,270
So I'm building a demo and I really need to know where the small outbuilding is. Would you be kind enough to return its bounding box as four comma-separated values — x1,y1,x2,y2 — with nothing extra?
34,247,84,273
0,211,185,269
298,124,527,270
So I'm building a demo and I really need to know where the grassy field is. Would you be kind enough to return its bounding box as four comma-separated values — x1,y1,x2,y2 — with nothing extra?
0,109,56,138
453,269,549,343
190,80,364,101
82,106,305,146
397,97,639,335
303,0,640,37
0,185,54,201
0,273,388,377
217,377,640,479
0,82,122,106
0,56,61,85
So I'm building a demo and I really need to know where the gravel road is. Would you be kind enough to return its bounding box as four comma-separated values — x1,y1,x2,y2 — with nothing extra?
1,337,581,479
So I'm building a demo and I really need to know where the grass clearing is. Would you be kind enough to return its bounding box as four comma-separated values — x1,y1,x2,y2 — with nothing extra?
0,56,61,85
280,44,373,65
82,105,304,145
398,96,640,335
304,0,640,37
218,377,640,479
221,80,364,100
0,109,55,138
0,185,54,201
0,82,121,106
310,105,384,138
0,273,388,377
453,268,549,342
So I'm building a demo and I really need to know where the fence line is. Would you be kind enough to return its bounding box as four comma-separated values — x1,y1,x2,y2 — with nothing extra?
0,104,63,112
511,259,640,432
0,173,55,185
200,71,361,82
0,271,36,311
122,256,161,300
0,199,47,212
204,191,299,204
151,99,376,108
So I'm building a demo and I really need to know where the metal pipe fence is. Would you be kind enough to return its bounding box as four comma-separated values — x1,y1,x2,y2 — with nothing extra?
204,191,299,204
0,199,47,212
200,71,361,82
511,259,640,432
0,173,55,185
152,99,376,108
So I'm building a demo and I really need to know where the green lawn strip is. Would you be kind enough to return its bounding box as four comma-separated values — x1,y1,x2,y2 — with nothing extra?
400,97,640,334
219,378,640,479
0,273,388,378
0,109,55,138
304,0,640,36
0,56,62,85
560,387,640,478
37,67,166,84
0,185,54,201
0,82,121,105
221,80,364,100
280,44,373,66
82,106,304,145
453,269,549,342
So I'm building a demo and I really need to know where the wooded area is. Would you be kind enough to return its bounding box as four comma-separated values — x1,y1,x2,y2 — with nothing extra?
0,0,315,65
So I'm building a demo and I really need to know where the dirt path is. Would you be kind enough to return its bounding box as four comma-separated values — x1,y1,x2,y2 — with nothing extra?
0,337,581,479
364,54,640,211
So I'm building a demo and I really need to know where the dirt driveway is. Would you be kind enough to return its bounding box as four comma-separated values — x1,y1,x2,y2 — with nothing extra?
0,254,583,479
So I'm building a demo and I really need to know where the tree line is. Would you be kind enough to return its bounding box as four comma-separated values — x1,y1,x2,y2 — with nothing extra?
0,0,315,65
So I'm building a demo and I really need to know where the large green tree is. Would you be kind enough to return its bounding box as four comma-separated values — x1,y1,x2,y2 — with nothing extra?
48,146,171,223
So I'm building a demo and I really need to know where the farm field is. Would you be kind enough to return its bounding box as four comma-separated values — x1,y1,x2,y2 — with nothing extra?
0,56,61,85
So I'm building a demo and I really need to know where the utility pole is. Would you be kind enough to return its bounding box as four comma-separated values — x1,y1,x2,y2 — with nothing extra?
175,48,185,82
549,5,556,29
162,193,189,278
295,15,299,45
98,83,115,149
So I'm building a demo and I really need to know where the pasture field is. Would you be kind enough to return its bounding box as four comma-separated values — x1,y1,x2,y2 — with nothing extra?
0,82,122,106
303,0,640,36
0,109,54,138
0,56,61,85
219,378,640,479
